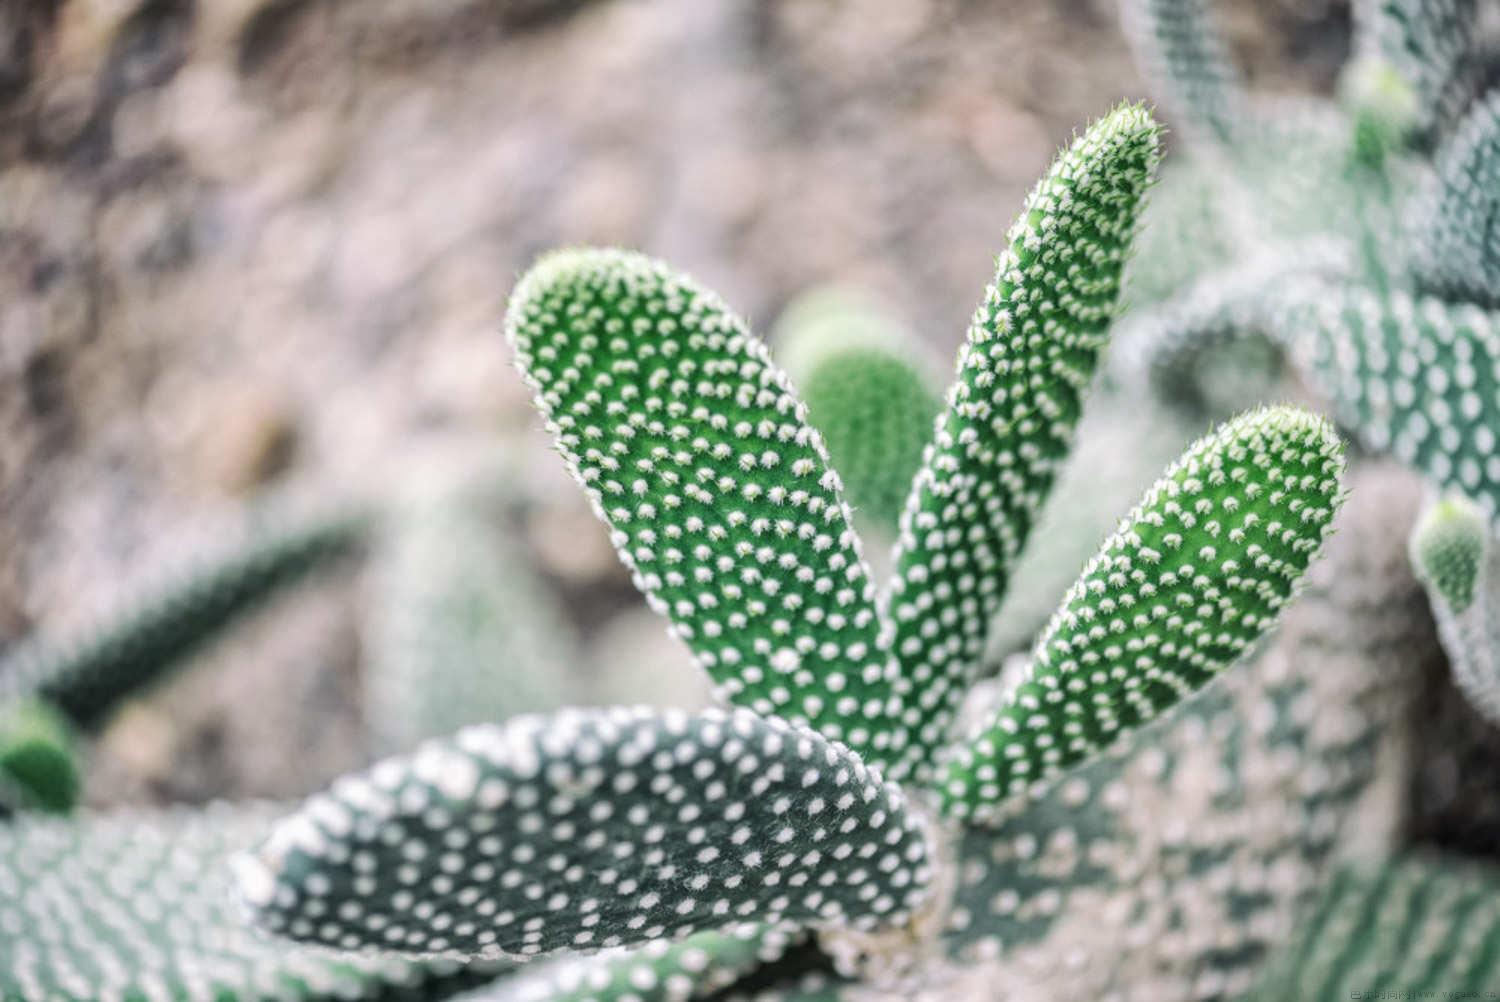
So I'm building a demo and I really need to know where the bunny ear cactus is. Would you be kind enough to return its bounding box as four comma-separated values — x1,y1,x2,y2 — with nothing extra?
937,406,1345,821
0,698,80,814
1247,853,1500,1000
238,706,932,959
772,289,940,539
0,503,370,731
1411,493,1500,724
1120,0,1242,145
0,804,511,1000
1346,0,1483,148
1408,89,1500,306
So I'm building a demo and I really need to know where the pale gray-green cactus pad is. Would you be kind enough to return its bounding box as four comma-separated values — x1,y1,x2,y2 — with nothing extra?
938,405,1345,821
0,804,508,1001
240,706,931,961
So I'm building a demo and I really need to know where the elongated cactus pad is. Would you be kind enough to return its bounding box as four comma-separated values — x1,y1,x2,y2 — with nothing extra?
505,248,901,770
240,706,932,961
1120,0,1242,144
1409,89,1500,305
1247,854,1500,1000
0,804,509,1001
1285,281,1500,522
773,290,939,538
363,489,579,752
885,103,1160,780
0,698,79,815
938,405,1345,821
0,505,370,730
1411,493,1500,724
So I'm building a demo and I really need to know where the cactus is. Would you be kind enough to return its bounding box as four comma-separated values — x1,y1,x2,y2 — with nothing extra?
1246,853,1500,999
1346,0,1483,146
219,104,1374,1002
0,503,371,730
1119,0,1242,145
1411,493,1500,724
362,485,581,753
772,289,940,539
0,803,512,1000
1408,90,1500,306
0,697,79,815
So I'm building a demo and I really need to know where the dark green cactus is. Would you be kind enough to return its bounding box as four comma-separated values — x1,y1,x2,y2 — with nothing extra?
0,698,79,815
0,504,371,730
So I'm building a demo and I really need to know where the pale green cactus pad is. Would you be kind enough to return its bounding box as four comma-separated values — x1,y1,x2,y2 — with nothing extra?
1120,0,1242,143
1410,89,1500,305
1285,282,1500,523
0,505,369,730
1348,0,1482,144
1247,853,1500,1000
0,804,509,1001
240,706,932,960
937,405,1345,821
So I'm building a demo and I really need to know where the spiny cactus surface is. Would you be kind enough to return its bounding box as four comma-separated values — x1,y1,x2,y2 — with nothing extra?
0,505,370,730
241,706,932,961
1120,0,1242,143
1247,853,1500,999
938,405,1345,821
1349,0,1481,144
886,103,1160,779
0,804,509,1001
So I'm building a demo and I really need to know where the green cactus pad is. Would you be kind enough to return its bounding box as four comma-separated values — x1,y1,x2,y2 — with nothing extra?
461,924,805,1002
1412,494,1488,612
938,405,1345,821
505,248,903,770
240,706,933,961
363,489,579,752
0,698,79,814
773,290,939,538
885,103,1160,780
1410,89,1500,305
0,505,369,730
1120,0,1242,144
1248,854,1500,1000
1286,282,1500,522
0,804,508,1001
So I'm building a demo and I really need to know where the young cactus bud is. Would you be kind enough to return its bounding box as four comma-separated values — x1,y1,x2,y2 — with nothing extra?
1410,493,1500,725
938,405,1345,822
773,288,939,538
0,698,79,815
1409,89,1500,305
238,706,933,961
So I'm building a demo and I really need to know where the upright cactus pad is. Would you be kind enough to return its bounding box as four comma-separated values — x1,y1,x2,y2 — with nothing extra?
886,103,1160,778
773,289,939,538
0,505,369,730
1409,89,1500,305
505,247,899,771
1247,854,1500,999
0,804,509,1001
240,706,932,960
938,406,1345,821
1349,0,1481,143
1411,493,1500,725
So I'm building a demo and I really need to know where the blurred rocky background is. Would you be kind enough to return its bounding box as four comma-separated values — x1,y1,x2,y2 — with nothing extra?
0,0,1353,804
